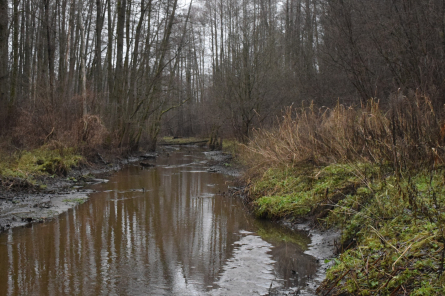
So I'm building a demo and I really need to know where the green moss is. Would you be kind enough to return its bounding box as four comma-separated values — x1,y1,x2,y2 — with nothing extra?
249,164,368,219
245,159,445,294
255,194,312,218
320,168,445,295
0,146,83,180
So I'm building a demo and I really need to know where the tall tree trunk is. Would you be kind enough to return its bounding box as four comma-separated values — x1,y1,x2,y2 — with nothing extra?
106,0,114,105
95,0,103,95
44,0,55,104
58,0,68,97
144,0,179,150
10,0,20,105
23,0,32,101
0,0,8,132
79,8,87,117
67,0,77,98
114,0,126,106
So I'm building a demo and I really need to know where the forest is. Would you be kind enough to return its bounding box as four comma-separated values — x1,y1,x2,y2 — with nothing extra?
2,0,445,295
1,0,444,150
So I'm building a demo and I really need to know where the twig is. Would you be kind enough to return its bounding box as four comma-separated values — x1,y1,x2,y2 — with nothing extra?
323,269,350,296
379,268,400,291
439,237,445,275
44,126,55,143
370,225,400,253
390,284,402,296
392,242,414,271
268,277,276,295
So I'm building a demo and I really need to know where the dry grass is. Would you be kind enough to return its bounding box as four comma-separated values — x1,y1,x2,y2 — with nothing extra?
243,94,442,173
241,94,445,295
7,97,110,159
76,114,109,156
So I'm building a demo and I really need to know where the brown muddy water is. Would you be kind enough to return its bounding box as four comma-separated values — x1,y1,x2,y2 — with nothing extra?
0,149,322,296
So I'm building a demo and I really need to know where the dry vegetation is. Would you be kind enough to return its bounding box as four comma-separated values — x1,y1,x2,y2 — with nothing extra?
241,94,445,295
0,104,111,191
244,95,442,172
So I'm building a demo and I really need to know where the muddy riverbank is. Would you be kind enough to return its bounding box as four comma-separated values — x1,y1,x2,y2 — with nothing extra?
0,158,126,232
0,146,238,233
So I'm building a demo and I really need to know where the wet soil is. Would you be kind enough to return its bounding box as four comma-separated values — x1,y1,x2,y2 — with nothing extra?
0,146,237,233
0,151,160,233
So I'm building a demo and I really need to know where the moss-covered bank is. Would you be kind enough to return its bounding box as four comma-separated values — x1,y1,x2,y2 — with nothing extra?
245,163,445,295
239,98,445,295
0,145,84,191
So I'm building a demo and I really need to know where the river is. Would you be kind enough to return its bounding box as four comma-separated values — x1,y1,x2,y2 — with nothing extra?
0,148,325,295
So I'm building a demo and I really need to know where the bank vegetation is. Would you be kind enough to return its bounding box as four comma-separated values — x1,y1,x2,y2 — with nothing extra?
241,95,445,295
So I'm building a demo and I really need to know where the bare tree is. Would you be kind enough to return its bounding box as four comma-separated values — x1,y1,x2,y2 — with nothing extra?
0,0,8,132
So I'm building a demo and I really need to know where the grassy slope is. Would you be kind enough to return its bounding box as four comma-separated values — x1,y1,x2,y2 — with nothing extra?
247,164,445,295
241,99,445,295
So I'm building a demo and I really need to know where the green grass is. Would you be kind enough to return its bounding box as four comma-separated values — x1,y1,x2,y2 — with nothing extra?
247,161,445,294
0,146,83,181
250,163,373,219
319,168,445,295
238,98,445,294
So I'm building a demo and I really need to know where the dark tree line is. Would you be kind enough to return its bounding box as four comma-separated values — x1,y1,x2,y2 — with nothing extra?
0,0,444,148
167,0,445,141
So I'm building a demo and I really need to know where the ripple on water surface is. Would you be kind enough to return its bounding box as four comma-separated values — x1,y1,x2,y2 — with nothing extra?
0,149,319,296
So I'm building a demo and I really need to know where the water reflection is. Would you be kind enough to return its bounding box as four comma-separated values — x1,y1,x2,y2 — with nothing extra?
0,149,318,295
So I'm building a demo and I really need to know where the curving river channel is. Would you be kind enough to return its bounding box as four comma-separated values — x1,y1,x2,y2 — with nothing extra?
0,148,325,296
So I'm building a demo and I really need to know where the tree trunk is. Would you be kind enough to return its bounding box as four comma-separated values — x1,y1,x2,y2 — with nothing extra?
44,0,55,104
95,0,103,95
106,0,114,106
0,0,9,132
79,9,87,117
10,0,20,105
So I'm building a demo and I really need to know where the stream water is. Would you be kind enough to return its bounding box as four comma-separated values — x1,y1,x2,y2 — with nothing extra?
0,148,321,296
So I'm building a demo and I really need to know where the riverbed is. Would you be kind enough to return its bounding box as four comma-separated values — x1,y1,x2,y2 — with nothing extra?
0,148,336,295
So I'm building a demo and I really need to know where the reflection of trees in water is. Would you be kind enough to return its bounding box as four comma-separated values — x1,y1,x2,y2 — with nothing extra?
0,152,316,295
102,161,245,294
253,220,317,290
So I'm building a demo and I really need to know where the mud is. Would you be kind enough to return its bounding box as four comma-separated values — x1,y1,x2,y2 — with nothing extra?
0,147,237,233
0,151,159,233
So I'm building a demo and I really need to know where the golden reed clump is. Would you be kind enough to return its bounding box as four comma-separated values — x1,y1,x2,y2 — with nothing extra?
243,94,444,173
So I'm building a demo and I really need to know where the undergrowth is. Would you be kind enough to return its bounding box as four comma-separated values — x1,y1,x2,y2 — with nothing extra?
250,163,377,220
241,94,445,295
0,144,83,188
319,169,445,295
0,113,109,190
222,139,242,156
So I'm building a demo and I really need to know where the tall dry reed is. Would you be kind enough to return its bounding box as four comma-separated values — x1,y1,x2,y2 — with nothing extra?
244,94,443,172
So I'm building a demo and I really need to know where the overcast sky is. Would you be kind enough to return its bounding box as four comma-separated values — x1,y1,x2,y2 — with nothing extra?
178,0,193,9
